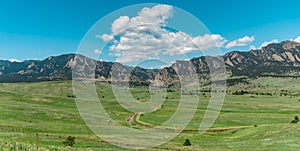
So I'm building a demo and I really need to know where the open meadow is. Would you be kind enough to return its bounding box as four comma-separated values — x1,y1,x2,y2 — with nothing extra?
0,77,300,150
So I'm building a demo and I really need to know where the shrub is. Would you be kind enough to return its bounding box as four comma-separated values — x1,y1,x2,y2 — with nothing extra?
183,138,191,146
232,90,249,95
291,116,299,124
291,120,298,123
63,136,75,147
67,95,76,98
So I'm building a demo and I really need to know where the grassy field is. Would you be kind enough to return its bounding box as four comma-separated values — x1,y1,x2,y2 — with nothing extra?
0,77,300,150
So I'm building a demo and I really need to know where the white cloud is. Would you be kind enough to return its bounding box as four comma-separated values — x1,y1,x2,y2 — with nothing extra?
100,4,228,63
193,34,227,50
111,5,173,35
293,36,300,43
250,45,256,50
225,36,255,48
260,39,278,48
97,34,114,42
111,16,130,35
9,58,21,62
94,49,102,55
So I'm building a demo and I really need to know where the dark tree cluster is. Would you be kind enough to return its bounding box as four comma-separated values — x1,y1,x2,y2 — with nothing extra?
67,95,76,98
232,90,249,95
63,136,75,147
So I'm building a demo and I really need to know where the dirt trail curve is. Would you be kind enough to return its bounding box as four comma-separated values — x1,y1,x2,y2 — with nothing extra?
127,112,136,125
127,113,274,133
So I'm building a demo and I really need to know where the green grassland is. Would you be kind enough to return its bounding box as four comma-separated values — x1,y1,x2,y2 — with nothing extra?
0,77,300,150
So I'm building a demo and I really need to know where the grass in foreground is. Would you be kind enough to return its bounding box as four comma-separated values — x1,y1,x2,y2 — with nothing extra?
0,78,299,150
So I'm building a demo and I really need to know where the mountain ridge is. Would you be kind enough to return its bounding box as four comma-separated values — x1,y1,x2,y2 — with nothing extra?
1,40,300,85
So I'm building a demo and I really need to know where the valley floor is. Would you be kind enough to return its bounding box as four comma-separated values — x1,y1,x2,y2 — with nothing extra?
0,78,300,150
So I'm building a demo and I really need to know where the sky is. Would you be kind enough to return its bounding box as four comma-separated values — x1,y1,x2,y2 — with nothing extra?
1,0,300,66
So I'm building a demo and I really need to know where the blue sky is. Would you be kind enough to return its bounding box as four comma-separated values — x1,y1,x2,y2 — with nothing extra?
1,0,300,64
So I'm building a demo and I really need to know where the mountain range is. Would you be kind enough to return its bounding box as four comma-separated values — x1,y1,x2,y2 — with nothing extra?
1,40,300,87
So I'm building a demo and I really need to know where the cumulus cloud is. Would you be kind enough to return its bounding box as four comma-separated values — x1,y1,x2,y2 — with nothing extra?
293,36,300,43
260,39,278,48
97,34,114,42
100,4,228,63
225,36,255,48
193,34,227,50
9,58,21,62
111,5,173,35
94,49,102,55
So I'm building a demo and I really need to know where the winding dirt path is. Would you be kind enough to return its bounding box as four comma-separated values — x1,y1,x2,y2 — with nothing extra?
127,112,136,125
129,113,276,133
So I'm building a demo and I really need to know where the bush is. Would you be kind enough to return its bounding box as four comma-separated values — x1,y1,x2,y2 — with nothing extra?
232,90,249,95
291,116,299,124
63,136,75,147
67,95,76,98
291,120,298,123
183,138,191,146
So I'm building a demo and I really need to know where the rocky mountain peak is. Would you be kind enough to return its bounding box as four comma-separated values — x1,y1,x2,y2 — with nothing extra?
280,40,300,50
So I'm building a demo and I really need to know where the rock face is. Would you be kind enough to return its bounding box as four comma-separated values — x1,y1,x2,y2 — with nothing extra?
224,41,300,76
0,41,300,85
0,54,158,85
